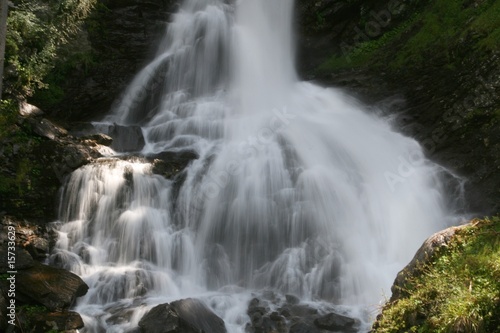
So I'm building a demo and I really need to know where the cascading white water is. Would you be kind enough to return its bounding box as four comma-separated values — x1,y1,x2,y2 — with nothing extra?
51,0,464,332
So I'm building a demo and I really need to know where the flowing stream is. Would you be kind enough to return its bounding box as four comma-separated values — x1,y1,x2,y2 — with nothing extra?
51,0,464,332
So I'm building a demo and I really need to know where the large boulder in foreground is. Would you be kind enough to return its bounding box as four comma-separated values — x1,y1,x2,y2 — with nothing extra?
139,298,227,333
15,262,88,311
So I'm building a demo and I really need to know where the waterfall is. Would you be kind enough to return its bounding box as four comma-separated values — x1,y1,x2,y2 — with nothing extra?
51,0,464,332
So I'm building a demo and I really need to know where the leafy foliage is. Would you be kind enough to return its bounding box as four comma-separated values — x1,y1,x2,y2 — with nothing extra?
4,0,96,97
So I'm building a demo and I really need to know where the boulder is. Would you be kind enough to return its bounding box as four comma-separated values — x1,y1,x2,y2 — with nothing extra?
19,101,44,117
285,294,300,305
27,117,68,140
139,298,227,333
391,224,469,301
84,133,114,146
16,262,88,311
104,124,145,152
314,312,360,332
150,150,198,179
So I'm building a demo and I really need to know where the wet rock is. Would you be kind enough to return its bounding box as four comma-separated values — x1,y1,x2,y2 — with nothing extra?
248,298,267,316
245,294,361,333
102,124,146,152
285,294,300,305
288,304,318,317
289,322,321,333
314,312,360,332
139,298,227,333
16,262,88,311
84,133,113,146
150,150,199,179
246,297,308,333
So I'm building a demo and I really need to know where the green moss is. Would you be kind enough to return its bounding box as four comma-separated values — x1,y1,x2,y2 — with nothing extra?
471,0,500,50
318,0,500,74
319,15,418,72
391,0,477,68
17,305,50,330
18,305,48,315
373,217,500,333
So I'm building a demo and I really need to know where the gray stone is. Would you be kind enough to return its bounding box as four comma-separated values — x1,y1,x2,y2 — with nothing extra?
289,322,321,333
391,224,470,301
314,312,360,332
19,101,44,117
139,298,227,333
105,124,145,152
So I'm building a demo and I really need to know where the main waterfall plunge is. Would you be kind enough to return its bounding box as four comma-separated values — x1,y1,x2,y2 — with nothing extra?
51,0,464,332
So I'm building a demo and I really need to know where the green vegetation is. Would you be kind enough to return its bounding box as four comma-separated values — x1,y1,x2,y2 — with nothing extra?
1,0,98,210
0,99,44,211
319,0,500,72
3,0,96,97
373,217,500,333
17,305,50,330
320,17,417,70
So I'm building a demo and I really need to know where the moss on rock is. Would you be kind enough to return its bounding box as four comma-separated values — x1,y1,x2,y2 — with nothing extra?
372,217,500,333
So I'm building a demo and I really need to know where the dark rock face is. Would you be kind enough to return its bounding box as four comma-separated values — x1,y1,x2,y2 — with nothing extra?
139,298,227,333
94,123,146,152
48,0,181,121
15,262,89,311
150,150,199,179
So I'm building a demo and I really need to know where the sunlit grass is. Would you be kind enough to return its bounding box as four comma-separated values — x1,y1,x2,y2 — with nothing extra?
373,217,500,333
